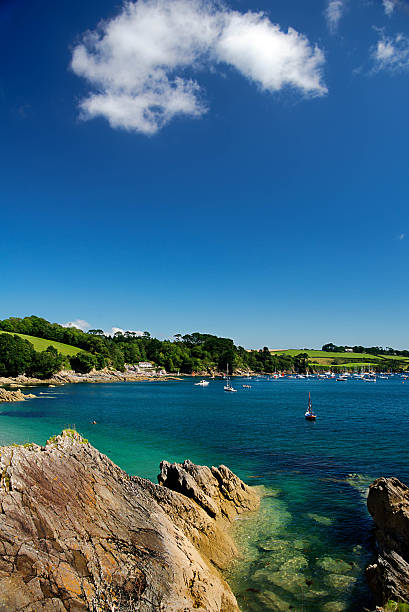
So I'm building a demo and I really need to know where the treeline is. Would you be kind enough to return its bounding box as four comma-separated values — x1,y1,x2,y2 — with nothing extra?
322,342,409,357
0,334,64,379
0,316,311,375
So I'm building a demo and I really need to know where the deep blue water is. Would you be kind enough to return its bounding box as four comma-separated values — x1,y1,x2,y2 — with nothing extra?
1,376,408,611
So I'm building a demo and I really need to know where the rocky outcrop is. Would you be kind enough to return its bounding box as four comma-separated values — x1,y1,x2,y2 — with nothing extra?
0,370,182,387
0,388,35,402
0,430,259,611
366,477,409,606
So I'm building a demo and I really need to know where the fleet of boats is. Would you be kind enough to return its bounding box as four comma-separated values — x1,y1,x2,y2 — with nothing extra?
193,371,404,388
192,372,406,422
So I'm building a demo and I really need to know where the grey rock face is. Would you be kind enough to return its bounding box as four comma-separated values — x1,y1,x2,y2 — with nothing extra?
0,430,259,611
366,477,409,606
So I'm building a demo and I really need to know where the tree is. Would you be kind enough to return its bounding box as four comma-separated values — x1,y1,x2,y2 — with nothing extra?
322,343,338,352
26,346,64,379
0,334,35,377
293,353,309,374
69,352,97,374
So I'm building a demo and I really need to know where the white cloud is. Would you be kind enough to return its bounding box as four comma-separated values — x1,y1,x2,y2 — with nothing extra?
372,32,409,71
383,0,396,16
399,233,405,240
71,0,326,135
325,0,346,33
63,319,90,331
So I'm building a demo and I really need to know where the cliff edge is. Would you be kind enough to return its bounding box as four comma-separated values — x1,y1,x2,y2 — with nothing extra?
367,477,409,607
0,430,259,612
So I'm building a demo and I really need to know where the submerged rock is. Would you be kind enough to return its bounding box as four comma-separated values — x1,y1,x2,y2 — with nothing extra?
324,573,356,589
306,512,333,526
0,430,259,611
366,477,409,607
315,556,354,574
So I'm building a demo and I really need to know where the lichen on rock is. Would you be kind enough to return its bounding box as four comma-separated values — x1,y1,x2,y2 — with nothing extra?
0,430,259,611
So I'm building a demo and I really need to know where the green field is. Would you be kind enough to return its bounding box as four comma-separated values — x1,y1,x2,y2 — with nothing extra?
271,348,409,370
271,349,376,360
0,331,83,356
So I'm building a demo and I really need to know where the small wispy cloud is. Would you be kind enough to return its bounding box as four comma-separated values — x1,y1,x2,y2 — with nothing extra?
325,0,346,33
63,319,90,331
71,0,327,135
383,0,396,15
399,233,405,240
372,32,409,71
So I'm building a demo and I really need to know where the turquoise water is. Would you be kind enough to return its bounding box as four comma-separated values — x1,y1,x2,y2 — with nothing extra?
1,376,409,610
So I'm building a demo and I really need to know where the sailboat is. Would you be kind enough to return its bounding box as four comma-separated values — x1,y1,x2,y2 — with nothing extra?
224,364,237,392
305,392,316,420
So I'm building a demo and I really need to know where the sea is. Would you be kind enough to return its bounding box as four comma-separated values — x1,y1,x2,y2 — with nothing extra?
1,375,409,611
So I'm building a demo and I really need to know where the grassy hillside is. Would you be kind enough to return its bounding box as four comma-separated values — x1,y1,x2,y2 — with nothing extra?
271,349,375,359
0,331,83,357
271,348,409,370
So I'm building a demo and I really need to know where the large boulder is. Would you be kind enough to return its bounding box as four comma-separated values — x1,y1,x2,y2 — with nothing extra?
367,477,409,606
0,430,259,611
0,387,34,402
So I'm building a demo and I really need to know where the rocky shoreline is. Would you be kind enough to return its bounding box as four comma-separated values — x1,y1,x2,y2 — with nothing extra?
0,369,183,395
0,430,260,611
0,387,35,402
366,477,409,610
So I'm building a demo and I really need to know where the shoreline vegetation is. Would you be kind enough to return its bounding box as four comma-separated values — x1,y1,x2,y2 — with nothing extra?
0,316,408,386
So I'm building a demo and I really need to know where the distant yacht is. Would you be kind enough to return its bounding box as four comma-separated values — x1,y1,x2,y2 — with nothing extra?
305,392,317,420
224,364,237,392
195,379,209,387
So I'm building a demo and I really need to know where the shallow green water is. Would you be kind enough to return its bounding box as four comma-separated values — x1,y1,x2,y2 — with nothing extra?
1,376,409,610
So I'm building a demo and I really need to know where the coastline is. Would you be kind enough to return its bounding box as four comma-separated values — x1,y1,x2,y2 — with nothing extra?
0,368,184,390
0,430,260,611
0,369,253,397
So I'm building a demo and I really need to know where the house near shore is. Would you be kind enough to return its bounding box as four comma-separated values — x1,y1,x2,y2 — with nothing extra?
125,361,166,376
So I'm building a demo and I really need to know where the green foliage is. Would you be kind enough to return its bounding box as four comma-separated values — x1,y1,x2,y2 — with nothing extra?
384,601,409,611
69,351,97,374
26,346,64,379
322,342,409,358
0,334,35,377
1,315,407,375
276,348,408,372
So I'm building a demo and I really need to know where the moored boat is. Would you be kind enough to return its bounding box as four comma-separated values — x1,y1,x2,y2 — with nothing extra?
305,392,317,420
195,379,209,387
224,364,237,392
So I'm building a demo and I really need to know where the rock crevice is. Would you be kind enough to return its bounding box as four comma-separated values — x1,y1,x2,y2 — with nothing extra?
366,476,409,606
0,431,259,611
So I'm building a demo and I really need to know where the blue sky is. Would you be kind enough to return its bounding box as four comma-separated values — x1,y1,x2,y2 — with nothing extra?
1,0,408,348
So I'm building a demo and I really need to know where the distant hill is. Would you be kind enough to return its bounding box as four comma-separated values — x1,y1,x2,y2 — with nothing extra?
0,331,84,357
271,348,409,370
